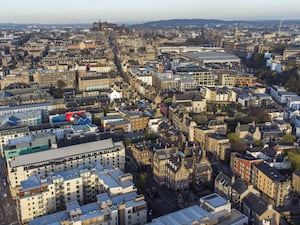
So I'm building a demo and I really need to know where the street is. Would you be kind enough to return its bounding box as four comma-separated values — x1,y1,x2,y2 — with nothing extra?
0,155,19,225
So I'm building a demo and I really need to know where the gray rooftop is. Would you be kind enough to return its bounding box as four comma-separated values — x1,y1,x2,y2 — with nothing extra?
184,52,240,63
10,138,122,168
201,193,228,209
29,191,144,225
255,162,286,182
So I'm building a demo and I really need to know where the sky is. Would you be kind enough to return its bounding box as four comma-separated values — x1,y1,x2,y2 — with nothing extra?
1,0,299,24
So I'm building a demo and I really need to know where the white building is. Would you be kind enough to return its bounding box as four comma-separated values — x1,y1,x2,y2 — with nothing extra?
16,162,137,224
296,116,300,137
0,102,52,116
147,193,248,225
287,95,300,110
148,118,164,133
0,126,29,146
29,192,147,225
100,115,124,128
7,138,125,193
9,110,42,126
108,89,122,102
136,74,153,86
269,85,298,104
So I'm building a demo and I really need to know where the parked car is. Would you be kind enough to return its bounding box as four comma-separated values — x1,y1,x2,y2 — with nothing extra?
2,177,7,186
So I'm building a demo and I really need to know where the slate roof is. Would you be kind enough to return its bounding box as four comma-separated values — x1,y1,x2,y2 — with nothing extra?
242,193,268,216
231,178,248,195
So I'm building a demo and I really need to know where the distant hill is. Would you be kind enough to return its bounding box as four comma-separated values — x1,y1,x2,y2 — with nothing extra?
0,23,91,30
131,18,300,29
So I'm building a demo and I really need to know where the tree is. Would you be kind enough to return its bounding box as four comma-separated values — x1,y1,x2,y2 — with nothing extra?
207,102,217,115
123,138,132,147
287,149,300,170
163,97,173,106
138,172,147,189
246,52,265,69
56,79,67,89
49,86,65,98
227,133,242,144
244,108,271,123
281,134,296,144
192,114,208,125
253,140,264,147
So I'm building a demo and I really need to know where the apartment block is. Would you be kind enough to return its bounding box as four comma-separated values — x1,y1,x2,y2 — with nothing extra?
120,110,149,131
33,70,76,88
131,142,152,167
7,139,125,193
292,171,300,193
0,74,30,90
232,154,263,183
176,66,215,86
2,110,43,127
0,126,29,146
194,127,215,150
0,102,52,116
2,131,57,160
252,163,290,207
29,191,147,225
16,163,137,224
207,133,230,161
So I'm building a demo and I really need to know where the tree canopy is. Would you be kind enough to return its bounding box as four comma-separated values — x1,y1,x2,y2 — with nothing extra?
281,134,296,144
287,149,300,170
227,133,242,144
192,114,208,125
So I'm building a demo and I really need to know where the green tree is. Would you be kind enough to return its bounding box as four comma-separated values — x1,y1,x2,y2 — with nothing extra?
192,114,208,125
163,97,173,106
244,108,271,123
287,149,300,170
281,134,296,144
207,102,217,115
247,52,265,69
138,172,147,189
227,133,242,144
123,138,132,147
253,140,264,147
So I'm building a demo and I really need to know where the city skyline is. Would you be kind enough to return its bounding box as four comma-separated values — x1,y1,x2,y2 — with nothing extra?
1,0,300,24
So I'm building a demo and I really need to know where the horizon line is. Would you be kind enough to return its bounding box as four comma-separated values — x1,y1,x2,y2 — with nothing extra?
1,17,300,26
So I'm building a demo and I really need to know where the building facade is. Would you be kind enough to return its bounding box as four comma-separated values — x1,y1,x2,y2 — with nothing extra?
29,191,147,225
252,163,290,207
16,163,137,224
7,139,125,193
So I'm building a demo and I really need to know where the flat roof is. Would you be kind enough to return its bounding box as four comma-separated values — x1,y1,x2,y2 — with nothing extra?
201,193,228,208
0,102,52,112
183,52,240,63
30,191,143,225
10,138,122,168
255,162,286,182
148,204,211,225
